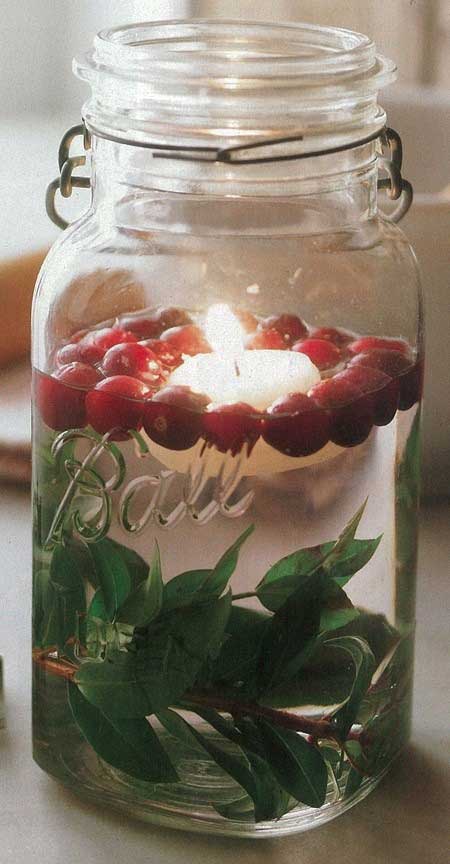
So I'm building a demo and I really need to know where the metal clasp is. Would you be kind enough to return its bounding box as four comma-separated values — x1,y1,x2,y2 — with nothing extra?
46,121,413,229
377,127,413,223
46,124,91,229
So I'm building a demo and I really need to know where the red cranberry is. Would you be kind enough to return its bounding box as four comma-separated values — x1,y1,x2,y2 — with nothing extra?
292,338,341,370
35,363,103,431
203,403,262,456
52,328,90,363
161,324,211,356
246,328,287,350
156,307,193,332
139,339,182,370
349,349,418,410
348,336,412,357
338,365,399,426
234,308,259,334
86,376,150,440
119,307,192,340
101,342,164,388
55,342,85,366
56,327,137,366
258,314,307,345
56,363,103,389
263,393,331,457
309,326,354,346
144,386,209,451
310,376,374,448
349,348,412,377
83,327,137,361
116,316,162,340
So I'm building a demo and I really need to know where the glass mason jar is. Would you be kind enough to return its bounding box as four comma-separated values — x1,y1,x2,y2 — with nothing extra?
32,21,422,837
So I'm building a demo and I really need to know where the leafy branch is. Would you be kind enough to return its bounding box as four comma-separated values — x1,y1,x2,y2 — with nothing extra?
33,501,410,823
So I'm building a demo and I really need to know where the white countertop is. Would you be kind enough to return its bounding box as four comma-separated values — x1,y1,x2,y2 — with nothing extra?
0,491,448,864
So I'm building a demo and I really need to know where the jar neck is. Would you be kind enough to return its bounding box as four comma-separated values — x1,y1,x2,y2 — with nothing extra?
90,136,379,235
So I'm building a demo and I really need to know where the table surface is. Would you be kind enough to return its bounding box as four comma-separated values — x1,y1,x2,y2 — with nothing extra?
0,490,449,864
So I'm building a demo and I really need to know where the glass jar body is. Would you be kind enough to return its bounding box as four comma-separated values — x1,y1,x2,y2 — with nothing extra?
32,137,422,837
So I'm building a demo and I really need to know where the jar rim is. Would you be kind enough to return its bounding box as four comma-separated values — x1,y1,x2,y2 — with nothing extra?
74,19,396,150
87,19,383,78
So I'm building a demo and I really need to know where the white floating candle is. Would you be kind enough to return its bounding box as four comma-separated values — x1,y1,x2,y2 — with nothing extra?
169,304,321,411
142,304,342,477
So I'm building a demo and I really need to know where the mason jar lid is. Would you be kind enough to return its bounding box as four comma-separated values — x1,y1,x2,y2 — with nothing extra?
74,19,396,155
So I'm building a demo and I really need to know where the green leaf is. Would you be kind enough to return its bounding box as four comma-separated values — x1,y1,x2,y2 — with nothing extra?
203,524,255,596
328,537,382,587
37,542,88,649
395,411,421,623
397,410,421,501
87,589,108,622
211,606,270,685
118,542,163,626
75,650,150,715
75,593,232,717
345,766,364,796
86,615,109,660
256,503,380,613
257,569,326,692
214,795,256,821
85,614,134,661
320,745,342,770
163,570,212,612
68,682,178,783
323,500,368,570
89,539,131,622
263,663,354,710
319,582,360,633
50,541,91,594
163,525,254,612
257,720,328,808
32,569,52,646
345,739,365,763
334,610,398,667
320,607,360,633
156,709,206,756
163,708,285,823
106,539,150,591
244,751,290,822
188,705,253,751
256,545,326,612
312,612,394,724
326,636,376,736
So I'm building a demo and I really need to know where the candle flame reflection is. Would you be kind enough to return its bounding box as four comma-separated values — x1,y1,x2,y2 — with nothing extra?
205,304,244,356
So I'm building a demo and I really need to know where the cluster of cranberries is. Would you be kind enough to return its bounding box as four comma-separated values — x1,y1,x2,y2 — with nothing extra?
35,306,422,457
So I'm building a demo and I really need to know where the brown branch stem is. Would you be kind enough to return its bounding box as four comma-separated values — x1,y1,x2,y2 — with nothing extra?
32,648,78,681
32,650,336,739
32,651,369,770
184,691,338,741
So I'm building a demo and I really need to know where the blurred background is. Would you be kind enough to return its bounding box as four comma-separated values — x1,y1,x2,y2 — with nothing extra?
0,0,449,494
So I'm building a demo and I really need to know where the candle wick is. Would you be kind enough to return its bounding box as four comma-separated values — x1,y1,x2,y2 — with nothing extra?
234,360,241,378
